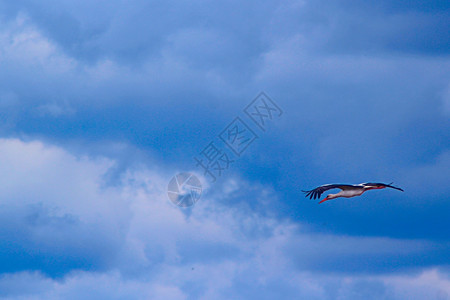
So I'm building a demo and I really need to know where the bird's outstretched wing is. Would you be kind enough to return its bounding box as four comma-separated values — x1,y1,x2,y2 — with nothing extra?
302,184,357,200
361,182,404,192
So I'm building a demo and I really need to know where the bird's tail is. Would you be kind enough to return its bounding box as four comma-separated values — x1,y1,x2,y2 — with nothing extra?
386,182,404,192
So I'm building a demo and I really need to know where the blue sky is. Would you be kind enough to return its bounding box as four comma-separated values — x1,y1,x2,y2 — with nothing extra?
0,0,449,299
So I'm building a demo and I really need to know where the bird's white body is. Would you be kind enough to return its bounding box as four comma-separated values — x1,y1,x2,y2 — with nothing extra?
303,182,403,204
329,188,365,199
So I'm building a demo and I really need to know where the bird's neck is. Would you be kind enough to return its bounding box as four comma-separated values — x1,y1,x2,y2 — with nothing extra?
328,193,339,199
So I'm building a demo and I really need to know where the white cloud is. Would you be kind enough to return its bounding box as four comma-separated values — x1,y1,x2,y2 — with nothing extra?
381,269,450,300
0,14,76,73
0,12,239,112
1,268,449,300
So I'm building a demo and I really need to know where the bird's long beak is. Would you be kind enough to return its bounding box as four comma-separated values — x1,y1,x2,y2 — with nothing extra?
319,198,329,204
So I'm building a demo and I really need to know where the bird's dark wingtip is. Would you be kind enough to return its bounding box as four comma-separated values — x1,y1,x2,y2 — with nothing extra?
301,190,311,198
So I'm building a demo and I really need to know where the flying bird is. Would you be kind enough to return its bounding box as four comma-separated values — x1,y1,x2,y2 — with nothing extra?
302,182,404,204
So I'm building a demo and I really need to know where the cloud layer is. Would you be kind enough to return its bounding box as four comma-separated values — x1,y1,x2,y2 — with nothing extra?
0,138,449,299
